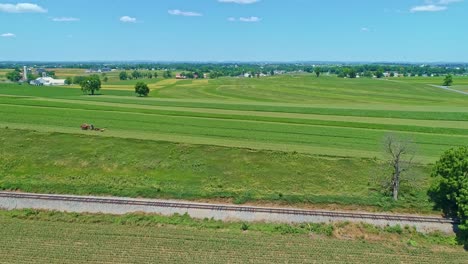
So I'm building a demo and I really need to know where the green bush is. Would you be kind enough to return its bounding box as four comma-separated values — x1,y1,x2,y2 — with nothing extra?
241,222,249,231
384,225,403,234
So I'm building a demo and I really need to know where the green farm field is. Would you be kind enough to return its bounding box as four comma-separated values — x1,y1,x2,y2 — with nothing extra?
0,69,11,82
0,74,467,211
0,210,465,263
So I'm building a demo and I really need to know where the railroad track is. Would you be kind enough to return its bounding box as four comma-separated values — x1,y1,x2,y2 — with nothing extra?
0,191,459,224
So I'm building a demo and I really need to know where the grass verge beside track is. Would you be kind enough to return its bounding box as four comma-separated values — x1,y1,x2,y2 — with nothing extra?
0,209,464,263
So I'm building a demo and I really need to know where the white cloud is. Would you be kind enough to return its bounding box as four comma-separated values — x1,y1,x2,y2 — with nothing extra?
228,16,262,22
361,27,370,32
168,9,202,16
437,0,463,4
52,17,79,22
239,16,261,22
120,16,137,23
410,4,447,12
0,3,47,13
1,33,16,37
410,0,462,12
218,0,259,4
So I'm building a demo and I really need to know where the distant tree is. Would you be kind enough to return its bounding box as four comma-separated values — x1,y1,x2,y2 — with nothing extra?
348,69,357,78
428,146,467,248
135,82,150,97
270,69,275,76
376,70,384,79
27,73,38,82
163,70,173,79
6,70,22,82
46,71,56,78
337,72,346,78
153,72,158,78
185,72,194,79
119,71,128,80
210,71,221,79
381,134,415,201
103,76,108,82
314,67,321,77
73,76,87,85
65,77,72,85
132,70,142,79
443,74,453,86
80,74,101,95
390,72,395,77
147,72,153,79
363,71,373,78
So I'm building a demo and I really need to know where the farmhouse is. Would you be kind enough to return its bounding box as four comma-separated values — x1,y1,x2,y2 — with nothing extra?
35,68,47,75
30,77,66,86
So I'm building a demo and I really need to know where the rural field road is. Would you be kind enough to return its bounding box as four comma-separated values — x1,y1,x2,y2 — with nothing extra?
0,191,458,234
429,84,468,95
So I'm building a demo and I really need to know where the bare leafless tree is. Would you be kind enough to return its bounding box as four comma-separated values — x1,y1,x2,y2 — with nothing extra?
382,134,415,201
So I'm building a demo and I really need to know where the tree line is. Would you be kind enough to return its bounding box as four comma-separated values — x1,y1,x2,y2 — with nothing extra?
5,68,56,82
119,71,159,80
4,63,466,82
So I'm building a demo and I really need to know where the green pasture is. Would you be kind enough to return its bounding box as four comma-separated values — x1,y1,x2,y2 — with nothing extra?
0,76,466,162
452,85,468,92
0,129,434,210
0,69,11,82
0,74,467,210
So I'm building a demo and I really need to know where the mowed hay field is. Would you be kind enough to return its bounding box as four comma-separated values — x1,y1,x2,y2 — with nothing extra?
1,75,467,160
0,211,465,264
0,74,467,211
0,69,12,82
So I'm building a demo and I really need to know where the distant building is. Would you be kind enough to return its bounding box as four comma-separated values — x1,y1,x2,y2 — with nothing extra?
86,68,98,73
175,74,186,79
30,77,66,86
86,68,112,73
273,70,285,75
35,68,47,75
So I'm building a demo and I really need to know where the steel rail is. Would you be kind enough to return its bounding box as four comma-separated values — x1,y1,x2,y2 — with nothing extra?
0,192,459,224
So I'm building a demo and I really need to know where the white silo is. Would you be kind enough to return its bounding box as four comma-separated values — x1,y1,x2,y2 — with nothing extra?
23,66,28,80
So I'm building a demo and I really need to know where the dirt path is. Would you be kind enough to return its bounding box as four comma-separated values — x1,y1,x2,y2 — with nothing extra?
429,84,468,95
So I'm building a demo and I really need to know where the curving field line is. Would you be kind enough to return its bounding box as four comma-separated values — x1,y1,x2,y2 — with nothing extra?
429,85,468,95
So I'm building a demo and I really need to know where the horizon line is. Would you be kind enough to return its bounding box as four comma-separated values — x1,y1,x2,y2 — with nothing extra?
1,60,467,65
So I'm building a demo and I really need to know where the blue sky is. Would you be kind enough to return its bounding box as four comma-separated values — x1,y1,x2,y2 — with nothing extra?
0,0,466,62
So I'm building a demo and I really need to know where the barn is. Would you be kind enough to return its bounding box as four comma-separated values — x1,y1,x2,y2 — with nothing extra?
30,77,66,86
